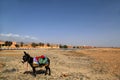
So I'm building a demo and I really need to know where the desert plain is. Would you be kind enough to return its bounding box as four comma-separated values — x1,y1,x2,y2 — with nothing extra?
0,48,120,80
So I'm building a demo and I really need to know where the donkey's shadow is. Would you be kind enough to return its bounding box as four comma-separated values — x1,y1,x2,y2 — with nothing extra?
24,69,46,75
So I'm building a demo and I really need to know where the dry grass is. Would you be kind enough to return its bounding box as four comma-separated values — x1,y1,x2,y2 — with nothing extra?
0,48,120,80
80,48,120,79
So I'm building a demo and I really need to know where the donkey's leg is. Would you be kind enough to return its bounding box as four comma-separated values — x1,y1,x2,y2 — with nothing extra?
47,58,51,75
48,67,51,75
32,67,36,77
45,66,51,75
45,66,48,75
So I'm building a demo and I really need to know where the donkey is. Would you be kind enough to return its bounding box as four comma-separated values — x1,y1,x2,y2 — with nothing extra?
22,51,51,76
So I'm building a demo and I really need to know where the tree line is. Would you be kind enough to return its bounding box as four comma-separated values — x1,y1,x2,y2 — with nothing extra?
0,41,81,49
0,41,63,48
0,41,13,47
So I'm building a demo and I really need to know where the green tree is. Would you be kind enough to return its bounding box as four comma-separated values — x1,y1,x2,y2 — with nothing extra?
5,41,12,47
39,42,44,46
59,44,68,48
73,46,76,48
59,44,63,48
20,42,24,47
31,43,38,48
63,45,68,48
47,43,50,47
77,46,79,48
15,44,19,48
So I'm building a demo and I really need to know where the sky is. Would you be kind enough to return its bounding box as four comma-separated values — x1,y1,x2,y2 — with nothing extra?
0,0,120,47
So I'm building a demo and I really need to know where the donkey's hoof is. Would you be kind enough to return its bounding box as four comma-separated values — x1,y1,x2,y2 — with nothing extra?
32,73,36,77
45,73,47,75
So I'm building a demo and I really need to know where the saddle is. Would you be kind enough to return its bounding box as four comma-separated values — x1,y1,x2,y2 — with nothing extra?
33,55,48,67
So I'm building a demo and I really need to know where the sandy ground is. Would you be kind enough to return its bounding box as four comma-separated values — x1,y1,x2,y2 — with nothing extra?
0,48,120,80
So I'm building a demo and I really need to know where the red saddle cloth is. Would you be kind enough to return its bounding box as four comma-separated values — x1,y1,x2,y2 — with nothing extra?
36,55,45,61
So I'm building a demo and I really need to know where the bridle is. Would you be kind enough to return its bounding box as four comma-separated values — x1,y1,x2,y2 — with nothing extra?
22,55,30,64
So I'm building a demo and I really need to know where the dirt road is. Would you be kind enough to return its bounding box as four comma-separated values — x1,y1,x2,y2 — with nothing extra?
0,48,120,80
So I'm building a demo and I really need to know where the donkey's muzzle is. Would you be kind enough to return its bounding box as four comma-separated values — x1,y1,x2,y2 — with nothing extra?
21,60,25,64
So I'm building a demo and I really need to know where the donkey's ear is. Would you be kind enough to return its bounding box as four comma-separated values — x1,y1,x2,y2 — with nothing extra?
24,51,27,55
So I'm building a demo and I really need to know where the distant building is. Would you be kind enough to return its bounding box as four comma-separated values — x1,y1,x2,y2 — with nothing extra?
0,41,5,48
0,41,5,45
10,41,16,48
50,44,59,48
67,45,73,48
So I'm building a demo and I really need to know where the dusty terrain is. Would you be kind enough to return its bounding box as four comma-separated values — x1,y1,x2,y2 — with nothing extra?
0,48,120,80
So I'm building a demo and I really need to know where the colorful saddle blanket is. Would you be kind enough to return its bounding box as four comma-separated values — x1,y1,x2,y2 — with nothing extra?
33,55,48,67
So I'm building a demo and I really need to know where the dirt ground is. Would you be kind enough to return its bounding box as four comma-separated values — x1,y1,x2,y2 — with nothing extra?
0,48,120,80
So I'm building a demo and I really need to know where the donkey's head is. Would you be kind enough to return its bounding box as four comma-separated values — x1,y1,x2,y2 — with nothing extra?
22,51,30,63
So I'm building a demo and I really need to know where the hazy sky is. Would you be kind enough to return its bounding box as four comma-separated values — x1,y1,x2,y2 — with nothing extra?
0,0,120,47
